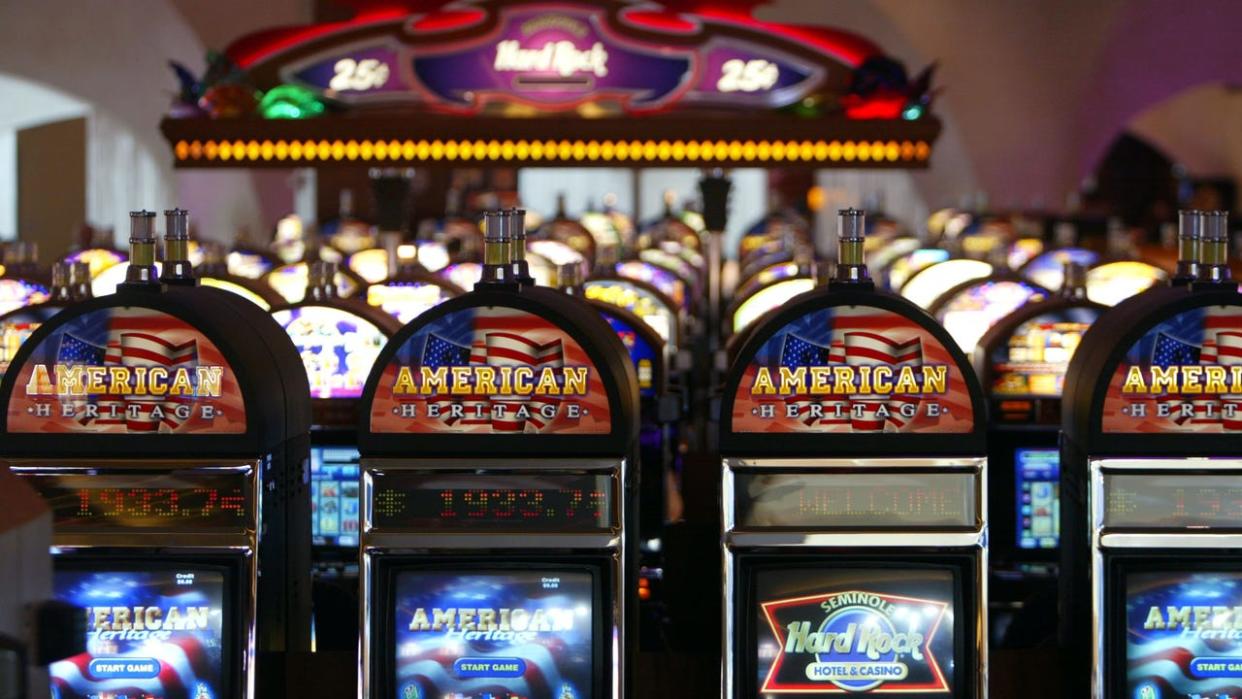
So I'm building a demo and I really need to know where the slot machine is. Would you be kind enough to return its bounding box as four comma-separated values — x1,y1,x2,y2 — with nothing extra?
270,261,402,652
721,209,988,699
1061,211,1242,697
972,263,1104,648
0,213,312,699
357,215,639,699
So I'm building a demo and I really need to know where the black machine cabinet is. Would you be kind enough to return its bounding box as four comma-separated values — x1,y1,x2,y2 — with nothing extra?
1062,285,1242,698
720,286,988,699
973,295,1105,647
357,285,639,699
0,284,311,699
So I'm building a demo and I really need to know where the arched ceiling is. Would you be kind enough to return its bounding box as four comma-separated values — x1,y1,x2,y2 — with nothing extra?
1130,83,1242,179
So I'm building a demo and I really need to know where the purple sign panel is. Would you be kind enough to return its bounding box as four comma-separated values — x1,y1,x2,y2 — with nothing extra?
410,6,693,111
688,41,818,108
288,44,406,101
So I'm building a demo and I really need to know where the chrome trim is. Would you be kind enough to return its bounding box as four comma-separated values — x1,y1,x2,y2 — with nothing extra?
362,456,620,473
362,533,622,551
359,547,373,699
726,531,986,548
722,544,735,699
725,456,986,470
50,533,253,548
1099,532,1242,548
1092,456,1242,471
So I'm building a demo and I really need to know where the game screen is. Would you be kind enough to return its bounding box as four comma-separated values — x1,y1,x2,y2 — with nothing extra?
989,308,1100,397
64,248,126,277
1015,448,1059,550
0,277,50,315
901,260,992,310
198,277,272,310
273,306,388,399
1126,570,1242,699
615,261,686,310
751,566,956,695
50,567,228,699
584,279,676,349
311,446,361,547
936,280,1047,353
600,311,658,397
390,570,595,699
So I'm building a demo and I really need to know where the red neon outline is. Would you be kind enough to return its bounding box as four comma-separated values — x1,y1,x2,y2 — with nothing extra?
759,590,952,694
227,8,410,69
403,2,700,115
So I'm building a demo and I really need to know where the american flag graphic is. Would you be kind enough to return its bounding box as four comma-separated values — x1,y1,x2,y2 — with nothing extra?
1125,571,1242,699
7,307,246,434
50,569,225,699
732,306,975,434
1103,305,1242,432
371,306,611,435
392,571,591,699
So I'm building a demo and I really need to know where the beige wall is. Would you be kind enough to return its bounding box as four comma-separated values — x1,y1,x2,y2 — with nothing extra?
17,118,86,255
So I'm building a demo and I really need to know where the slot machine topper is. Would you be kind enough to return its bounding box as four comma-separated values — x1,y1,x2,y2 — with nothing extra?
1061,210,1242,698
721,209,988,699
0,210,313,699
357,211,639,699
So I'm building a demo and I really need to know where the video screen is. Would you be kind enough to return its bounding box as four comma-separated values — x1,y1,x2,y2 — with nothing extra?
51,567,228,699
391,569,595,699
311,446,361,547
937,280,1046,353
751,566,956,696
989,308,1099,397
273,306,388,399
1127,571,1242,698
1015,448,1060,550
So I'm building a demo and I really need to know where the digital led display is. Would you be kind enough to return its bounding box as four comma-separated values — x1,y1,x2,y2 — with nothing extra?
311,447,360,547
371,472,612,531
1127,571,1242,698
735,472,976,528
366,282,451,324
1015,448,1059,549
752,566,955,695
1105,474,1242,529
901,259,993,310
51,567,228,699
936,280,1046,353
391,570,595,699
273,306,389,399
25,472,251,531
989,308,1100,397
731,278,815,334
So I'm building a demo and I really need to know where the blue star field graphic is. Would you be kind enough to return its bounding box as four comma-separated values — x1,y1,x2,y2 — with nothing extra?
1153,332,1201,367
421,333,471,368
56,334,105,365
780,334,832,367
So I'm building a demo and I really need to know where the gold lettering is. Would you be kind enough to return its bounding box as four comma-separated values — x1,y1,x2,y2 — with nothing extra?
409,608,430,631
873,366,893,393
85,366,108,394
1206,366,1228,394
563,367,588,395
148,366,169,394
513,367,534,393
778,367,807,395
832,366,854,394
168,368,193,396
25,364,51,395
393,367,416,394
419,367,448,395
894,366,920,393
474,366,498,395
450,367,473,395
1151,366,1178,393
1122,366,1147,394
751,367,775,395
195,366,223,397
1182,366,1204,393
921,365,947,394
809,366,832,394
534,368,561,395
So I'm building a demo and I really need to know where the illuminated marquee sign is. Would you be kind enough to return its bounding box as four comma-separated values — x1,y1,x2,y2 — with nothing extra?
370,306,611,434
1102,305,1242,433
6,307,246,434
760,589,951,693
731,305,974,434
279,5,825,114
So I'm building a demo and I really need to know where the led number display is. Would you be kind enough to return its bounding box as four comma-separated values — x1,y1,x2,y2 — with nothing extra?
736,472,976,528
25,471,251,530
1105,473,1242,529
371,472,612,531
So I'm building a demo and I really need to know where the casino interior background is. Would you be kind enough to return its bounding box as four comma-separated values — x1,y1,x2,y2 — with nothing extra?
3,1,1242,699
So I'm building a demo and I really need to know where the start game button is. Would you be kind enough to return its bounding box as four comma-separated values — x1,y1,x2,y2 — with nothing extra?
1190,656,1242,678
88,657,161,679
452,657,527,678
